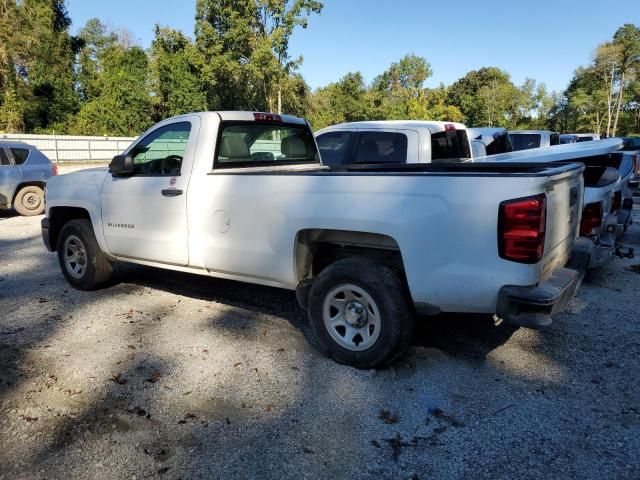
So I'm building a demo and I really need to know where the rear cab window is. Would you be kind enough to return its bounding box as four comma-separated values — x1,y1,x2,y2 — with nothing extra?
353,132,408,164
430,128,471,162
215,121,319,168
316,131,354,166
510,134,541,151
10,148,30,164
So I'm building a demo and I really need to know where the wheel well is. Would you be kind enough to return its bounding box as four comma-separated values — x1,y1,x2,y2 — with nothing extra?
294,229,406,283
12,181,46,205
48,207,91,252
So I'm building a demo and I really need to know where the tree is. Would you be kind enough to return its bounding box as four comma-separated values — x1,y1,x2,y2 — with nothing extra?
611,24,640,135
0,0,80,133
76,18,118,102
406,85,463,122
195,0,322,112
150,26,207,120
69,46,152,136
447,67,520,127
307,72,372,129
371,54,432,119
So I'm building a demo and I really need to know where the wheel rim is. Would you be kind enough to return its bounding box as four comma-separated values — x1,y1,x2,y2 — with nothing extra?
322,283,381,351
22,192,41,210
63,235,87,279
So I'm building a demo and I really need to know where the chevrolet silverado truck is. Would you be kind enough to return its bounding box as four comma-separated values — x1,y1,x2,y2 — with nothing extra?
42,112,585,368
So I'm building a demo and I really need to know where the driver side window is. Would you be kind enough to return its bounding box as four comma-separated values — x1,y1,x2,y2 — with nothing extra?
131,122,191,176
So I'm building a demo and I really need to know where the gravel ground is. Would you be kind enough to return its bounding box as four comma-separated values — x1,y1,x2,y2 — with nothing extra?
1,194,639,480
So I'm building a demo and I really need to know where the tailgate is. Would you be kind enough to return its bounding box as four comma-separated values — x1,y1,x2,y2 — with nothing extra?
541,169,584,277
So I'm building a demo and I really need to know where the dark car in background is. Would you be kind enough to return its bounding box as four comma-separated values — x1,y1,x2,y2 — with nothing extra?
0,141,57,216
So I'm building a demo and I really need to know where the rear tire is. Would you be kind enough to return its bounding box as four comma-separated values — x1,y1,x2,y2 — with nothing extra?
57,219,113,290
307,257,414,369
14,186,44,216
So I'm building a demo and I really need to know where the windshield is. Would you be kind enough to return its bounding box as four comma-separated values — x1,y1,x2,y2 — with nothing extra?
216,122,319,168
431,129,471,161
510,133,541,151
577,136,594,142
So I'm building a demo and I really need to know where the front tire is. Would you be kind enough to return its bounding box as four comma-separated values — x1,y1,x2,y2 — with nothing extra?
307,257,414,369
57,219,113,290
14,186,44,216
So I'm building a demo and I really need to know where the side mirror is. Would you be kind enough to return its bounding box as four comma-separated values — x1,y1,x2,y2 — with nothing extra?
109,154,134,176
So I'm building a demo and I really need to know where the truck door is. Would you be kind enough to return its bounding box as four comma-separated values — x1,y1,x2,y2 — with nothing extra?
100,117,200,266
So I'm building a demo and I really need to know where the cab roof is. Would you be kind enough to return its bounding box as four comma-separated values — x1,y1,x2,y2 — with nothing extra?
316,120,467,134
161,111,308,125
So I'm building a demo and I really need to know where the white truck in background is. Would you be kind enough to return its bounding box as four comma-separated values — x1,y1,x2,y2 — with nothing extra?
43,111,585,368
315,121,472,166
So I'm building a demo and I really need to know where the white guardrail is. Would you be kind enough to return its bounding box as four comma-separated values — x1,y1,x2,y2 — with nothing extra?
0,133,137,162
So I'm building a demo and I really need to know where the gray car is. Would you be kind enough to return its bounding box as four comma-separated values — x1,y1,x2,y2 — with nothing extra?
0,141,57,216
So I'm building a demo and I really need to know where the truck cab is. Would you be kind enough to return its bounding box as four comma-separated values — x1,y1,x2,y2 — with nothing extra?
315,121,472,166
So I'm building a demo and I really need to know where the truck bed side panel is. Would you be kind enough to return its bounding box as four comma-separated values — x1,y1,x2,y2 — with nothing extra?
190,172,557,313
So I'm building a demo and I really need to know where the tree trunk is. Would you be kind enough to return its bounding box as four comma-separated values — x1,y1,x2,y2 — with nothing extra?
277,86,282,115
611,70,625,137
605,63,615,137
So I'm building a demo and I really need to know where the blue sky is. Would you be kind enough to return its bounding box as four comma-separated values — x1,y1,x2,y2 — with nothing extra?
66,0,637,93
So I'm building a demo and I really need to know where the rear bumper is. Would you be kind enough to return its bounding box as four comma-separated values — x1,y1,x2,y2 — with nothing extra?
497,267,580,328
41,217,54,252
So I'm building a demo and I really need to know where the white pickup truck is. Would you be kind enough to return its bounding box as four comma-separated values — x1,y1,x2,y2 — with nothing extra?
315,120,472,165
42,112,585,368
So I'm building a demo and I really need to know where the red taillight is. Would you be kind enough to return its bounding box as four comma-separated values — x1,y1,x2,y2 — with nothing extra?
444,123,456,131
611,191,622,212
52,163,58,176
254,112,282,122
498,194,546,264
580,202,603,237
634,154,640,175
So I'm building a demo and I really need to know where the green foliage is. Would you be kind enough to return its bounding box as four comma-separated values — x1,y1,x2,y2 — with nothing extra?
555,23,640,136
195,0,322,112
150,27,207,119
0,0,79,133
307,72,373,129
69,46,153,136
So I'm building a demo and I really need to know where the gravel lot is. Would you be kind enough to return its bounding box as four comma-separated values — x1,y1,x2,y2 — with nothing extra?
1,182,639,479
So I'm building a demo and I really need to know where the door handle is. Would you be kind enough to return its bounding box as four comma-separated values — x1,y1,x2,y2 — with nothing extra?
161,188,183,197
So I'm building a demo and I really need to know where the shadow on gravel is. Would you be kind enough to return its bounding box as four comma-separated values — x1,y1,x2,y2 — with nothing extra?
413,314,518,360
111,263,519,362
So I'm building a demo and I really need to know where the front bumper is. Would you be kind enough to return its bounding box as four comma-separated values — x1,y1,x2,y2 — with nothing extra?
41,217,54,252
497,267,580,329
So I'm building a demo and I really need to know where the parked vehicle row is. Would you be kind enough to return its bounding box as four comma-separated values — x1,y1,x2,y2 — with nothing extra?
42,111,586,369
